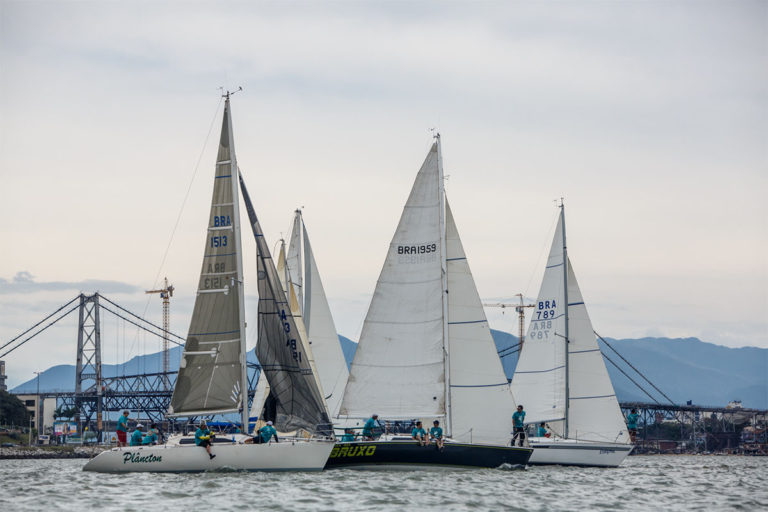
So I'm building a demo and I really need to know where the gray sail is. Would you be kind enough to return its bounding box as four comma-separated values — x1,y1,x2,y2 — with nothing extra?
239,175,332,436
169,98,246,417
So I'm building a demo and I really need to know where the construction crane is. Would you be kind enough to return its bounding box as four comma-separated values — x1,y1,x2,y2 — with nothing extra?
483,293,535,351
145,277,174,390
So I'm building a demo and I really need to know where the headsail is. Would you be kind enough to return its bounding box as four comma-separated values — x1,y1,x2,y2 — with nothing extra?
286,211,304,312
169,97,247,418
445,198,517,444
339,143,445,419
511,207,629,443
302,219,350,418
239,175,332,436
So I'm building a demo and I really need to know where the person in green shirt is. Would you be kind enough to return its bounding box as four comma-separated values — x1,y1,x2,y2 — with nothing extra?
429,420,444,450
512,405,526,447
362,414,379,440
257,421,278,444
536,422,548,438
116,410,132,447
626,409,639,444
411,421,428,446
141,423,159,445
195,420,216,460
341,428,356,442
129,424,144,447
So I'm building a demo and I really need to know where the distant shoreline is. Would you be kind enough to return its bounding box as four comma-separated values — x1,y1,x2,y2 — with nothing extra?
0,446,106,460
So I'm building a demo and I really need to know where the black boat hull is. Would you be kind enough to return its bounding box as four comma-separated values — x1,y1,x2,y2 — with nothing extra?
324,440,532,470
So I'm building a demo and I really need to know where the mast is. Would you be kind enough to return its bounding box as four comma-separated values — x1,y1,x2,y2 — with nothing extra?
437,133,451,436
560,200,570,439
225,91,250,434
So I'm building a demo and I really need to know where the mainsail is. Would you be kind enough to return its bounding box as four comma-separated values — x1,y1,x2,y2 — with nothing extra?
239,175,332,435
169,97,247,419
511,206,629,443
445,199,517,445
339,142,445,419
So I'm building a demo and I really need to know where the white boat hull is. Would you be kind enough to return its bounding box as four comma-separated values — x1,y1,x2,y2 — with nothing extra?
83,439,334,473
527,438,633,467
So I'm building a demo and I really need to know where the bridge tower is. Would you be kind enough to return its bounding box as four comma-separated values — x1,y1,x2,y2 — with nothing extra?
74,293,103,442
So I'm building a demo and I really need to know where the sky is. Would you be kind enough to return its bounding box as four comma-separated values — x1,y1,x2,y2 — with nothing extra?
0,0,766,389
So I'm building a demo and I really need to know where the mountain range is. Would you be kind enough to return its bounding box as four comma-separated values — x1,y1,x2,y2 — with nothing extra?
12,331,767,409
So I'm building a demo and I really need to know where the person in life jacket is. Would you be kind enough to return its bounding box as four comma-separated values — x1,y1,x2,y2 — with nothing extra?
195,420,216,460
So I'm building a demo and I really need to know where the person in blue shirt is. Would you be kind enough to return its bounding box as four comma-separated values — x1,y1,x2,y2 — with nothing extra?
429,420,444,450
512,405,526,446
536,422,548,438
195,420,216,460
341,428,356,442
257,421,278,444
362,414,380,440
141,423,159,445
129,424,145,447
626,409,639,444
412,421,428,446
116,410,132,447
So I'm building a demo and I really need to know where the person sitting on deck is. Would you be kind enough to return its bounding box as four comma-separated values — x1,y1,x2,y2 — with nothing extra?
341,428,356,442
411,421,428,446
362,414,380,441
537,422,549,438
257,421,278,444
130,424,145,447
626,409,639,444
142,423,159,445
512,405,526,447
429,420,444,450
195,420,216,460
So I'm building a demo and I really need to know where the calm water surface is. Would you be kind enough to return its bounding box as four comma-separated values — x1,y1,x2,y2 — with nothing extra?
1,455,765,511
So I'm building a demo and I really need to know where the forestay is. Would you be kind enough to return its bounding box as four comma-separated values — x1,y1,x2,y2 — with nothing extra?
445,199,517,445
239,175,332,436
339,143,445,419
169,99,245,417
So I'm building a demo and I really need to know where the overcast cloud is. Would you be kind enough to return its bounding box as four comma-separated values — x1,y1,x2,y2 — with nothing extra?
0,0,766,389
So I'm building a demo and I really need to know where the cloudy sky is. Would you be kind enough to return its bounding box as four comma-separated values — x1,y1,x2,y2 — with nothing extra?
1,1,766,389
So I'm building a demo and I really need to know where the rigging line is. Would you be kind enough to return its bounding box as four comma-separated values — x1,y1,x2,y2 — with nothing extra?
98,303,184,347
595,331,677,406
601,352,661,405
498,347,521,359
0,295,80,352
98,293,185,342
0,303,80,359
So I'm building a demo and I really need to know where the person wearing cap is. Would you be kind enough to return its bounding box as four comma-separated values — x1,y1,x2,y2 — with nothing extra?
411,421,428,446
116,410,132,447
429,420,444,450
130,424,145,447
257,421,278,444
362,414,379,441
512,405,526,447
195,420,216,459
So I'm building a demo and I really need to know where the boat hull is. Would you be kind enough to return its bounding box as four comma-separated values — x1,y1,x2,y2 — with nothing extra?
82,439,334,473
527,438,633,467
324,440,532,470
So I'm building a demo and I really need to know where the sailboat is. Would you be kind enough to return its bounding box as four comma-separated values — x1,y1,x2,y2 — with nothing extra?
326,136,532,469
510,202,633,467
84,93,334,473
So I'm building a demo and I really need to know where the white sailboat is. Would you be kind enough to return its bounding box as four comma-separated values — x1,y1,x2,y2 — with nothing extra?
510,202,633,467
84,93,334,473
327,136,532,469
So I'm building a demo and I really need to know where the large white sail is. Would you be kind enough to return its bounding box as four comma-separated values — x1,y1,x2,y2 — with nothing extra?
286,211,304,312
339,143,445,419
511,207,629,443
303,221,350,418
169,97,247,418
445,199,517,445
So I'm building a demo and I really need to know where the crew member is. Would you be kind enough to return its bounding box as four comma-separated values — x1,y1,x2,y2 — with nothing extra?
429,420,444,450
195,420,216,460
341,428,356,442
411,421,428,446
130,424,144,447
142,423,159,445
537,422,548,438
362,414,380,441
626,409,639,444
257,421,278,444
512,405,526,447
116,410,131,447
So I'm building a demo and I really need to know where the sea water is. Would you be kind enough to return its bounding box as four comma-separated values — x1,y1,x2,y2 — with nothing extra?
0,455,765,511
